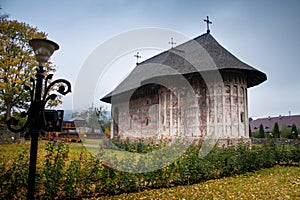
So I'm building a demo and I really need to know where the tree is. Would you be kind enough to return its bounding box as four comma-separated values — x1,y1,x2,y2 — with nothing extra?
281,125,290,138
0,19,56,121
83,104,108,134
273,122,280,138
102,121,111,134
291,124,298,139
104,127,110,138
258,124,265,138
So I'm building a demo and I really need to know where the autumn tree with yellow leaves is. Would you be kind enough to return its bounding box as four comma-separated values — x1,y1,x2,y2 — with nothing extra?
0,19,57,122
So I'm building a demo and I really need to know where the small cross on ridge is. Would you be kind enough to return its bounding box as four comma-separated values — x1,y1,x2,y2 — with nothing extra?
134,52,141,65
204,16,212,33
168,37,176,48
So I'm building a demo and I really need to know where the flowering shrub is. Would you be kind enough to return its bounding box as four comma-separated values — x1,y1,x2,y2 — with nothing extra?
0,139,299,199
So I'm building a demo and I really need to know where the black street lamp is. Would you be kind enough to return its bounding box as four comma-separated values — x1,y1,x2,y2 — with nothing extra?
6,38,71,200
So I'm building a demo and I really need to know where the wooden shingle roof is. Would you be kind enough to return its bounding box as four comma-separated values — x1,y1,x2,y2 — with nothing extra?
101,33,267,103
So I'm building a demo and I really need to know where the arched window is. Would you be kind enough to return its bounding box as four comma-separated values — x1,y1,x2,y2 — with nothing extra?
233,86,238,95
240,87,244,96
225,85,230,94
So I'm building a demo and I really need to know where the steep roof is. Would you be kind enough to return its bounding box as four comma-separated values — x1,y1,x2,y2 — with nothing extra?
101,33,267,103
192,33,267,86
250,115,300,132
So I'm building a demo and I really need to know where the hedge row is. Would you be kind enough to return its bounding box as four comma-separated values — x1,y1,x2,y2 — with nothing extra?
0,139,299,199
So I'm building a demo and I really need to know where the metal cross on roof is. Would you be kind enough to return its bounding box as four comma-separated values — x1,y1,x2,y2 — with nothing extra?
204,16,212,33
134,52,141,65
168,37,176,48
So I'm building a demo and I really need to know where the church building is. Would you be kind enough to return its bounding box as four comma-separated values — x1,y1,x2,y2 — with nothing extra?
101,21,267,141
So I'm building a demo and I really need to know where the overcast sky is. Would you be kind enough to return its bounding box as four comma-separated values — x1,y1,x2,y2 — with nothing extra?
2,0,300,118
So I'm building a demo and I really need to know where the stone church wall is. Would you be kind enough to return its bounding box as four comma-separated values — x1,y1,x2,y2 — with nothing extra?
111,71,249,140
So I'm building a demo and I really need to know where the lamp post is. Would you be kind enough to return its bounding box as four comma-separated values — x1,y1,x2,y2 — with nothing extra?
7,38,71,200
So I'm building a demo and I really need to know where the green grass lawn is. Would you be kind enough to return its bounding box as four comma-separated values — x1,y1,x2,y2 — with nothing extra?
0,140,86,163
92,166,300,200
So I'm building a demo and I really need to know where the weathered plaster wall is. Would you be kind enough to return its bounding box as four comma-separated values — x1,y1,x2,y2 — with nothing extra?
111,71,249,139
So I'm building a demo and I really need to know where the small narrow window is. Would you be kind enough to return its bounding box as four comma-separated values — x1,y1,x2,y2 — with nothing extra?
146,117,150,126
129,115,132,129
240,112,245,123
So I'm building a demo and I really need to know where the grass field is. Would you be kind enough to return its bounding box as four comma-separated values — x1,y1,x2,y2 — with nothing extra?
92,166,300,200
0,140,85,164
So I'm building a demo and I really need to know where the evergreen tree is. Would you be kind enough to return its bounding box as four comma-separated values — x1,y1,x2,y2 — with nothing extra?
258,124,265,138
291,124,298,139
273,122,280,138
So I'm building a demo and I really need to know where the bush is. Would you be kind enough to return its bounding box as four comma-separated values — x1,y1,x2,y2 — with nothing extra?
281,125,291,138
111,136,169,153
0,139,299,199
0,150,29,199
